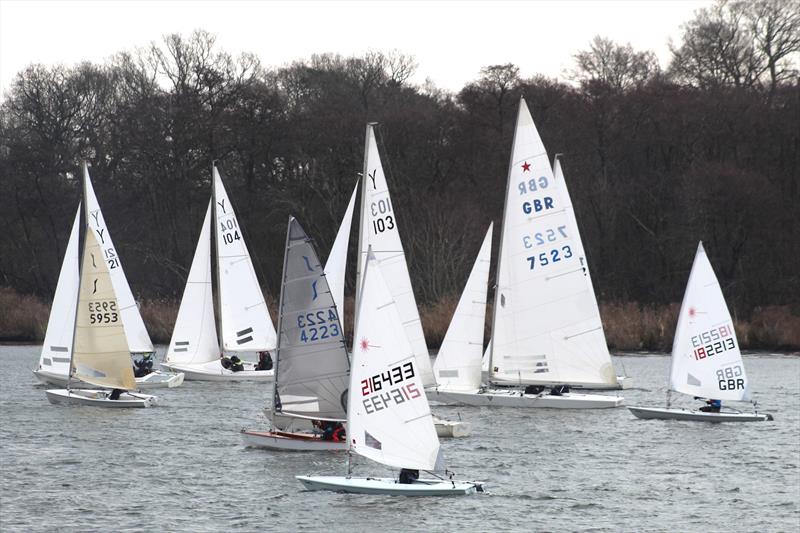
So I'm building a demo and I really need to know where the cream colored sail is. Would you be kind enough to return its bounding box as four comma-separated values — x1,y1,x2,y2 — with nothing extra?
490,99,616,388
324,180,358,332
83,164,153,353
668,242,750,401
349,250,440,470
355,124,434,387
71,230,136,390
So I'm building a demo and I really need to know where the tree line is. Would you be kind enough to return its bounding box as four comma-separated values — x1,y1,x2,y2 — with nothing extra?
1,0,798,328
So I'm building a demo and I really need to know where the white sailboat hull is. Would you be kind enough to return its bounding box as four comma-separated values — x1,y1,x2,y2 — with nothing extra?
45,389,157,408
240,429,346,451
628,406,773,422
429,388,624,409
160,361,274,382
296,475,482,496
34,369,184,389
432,416,471,438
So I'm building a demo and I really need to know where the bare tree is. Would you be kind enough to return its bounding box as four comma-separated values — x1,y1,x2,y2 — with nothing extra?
572,36,660,91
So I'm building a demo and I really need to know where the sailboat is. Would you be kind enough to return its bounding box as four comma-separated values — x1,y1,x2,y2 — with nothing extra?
35,168,183,389
628,243,773,422
432,99,623,409
354,124,471,433
296,251,483,495
241,217,351,450
161,165,277,380
46,165,158,407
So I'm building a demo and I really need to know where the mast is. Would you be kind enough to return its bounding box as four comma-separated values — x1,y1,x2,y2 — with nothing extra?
270,216,293,428
354,122,375,324
67,162,90,391
488,99,525,378
211,162,224,355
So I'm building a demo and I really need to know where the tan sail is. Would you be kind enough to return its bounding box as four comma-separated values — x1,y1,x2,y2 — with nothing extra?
71,230,136,390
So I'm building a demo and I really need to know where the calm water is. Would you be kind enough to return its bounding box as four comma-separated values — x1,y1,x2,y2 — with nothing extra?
1,346,798,532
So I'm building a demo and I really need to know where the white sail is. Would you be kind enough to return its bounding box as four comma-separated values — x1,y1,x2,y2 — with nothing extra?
83,164,153,353
38,206,81,377
166,202,219,365
349,251,440,470
490,99,616,388
324,179,358,332
213,167,277,352
71,230,136,390
356,124,434,387
273,217,350,421
433,224,493,391
668,243,750,401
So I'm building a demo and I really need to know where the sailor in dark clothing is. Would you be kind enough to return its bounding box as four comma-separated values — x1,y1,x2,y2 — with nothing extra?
699,398,722,412
399,469,419,484
255,351,273,371
230,355,245,372
133,353,154,377
220,354,232,369
109,388,123,400
549,385,570,396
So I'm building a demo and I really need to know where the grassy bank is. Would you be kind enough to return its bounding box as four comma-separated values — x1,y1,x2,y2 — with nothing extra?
2,287,798,352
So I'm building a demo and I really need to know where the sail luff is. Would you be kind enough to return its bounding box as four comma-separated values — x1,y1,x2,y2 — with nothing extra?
324,179,358,334
271,216,294,420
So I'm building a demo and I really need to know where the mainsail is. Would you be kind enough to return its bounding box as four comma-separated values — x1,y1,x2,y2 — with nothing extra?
166,202,219,365
83,164,153,353
433,224,493,391
323,179,358,333
490,99,616,388
212,167,277,352
668,242,750,401
349,250,440,470
71,230,136,390
356,124,434,387
273,217,350,421
38,206,81,377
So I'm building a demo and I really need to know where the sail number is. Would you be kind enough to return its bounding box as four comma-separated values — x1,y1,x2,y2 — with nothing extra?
87,300,119,324
518,176,549,195
692,325,736,360
717,365,745,390
220,219,241,245
104,248,119,270
361,361,420,414
526,246,573,269
297,309,340,343
523,225,568,249
370,199,395,235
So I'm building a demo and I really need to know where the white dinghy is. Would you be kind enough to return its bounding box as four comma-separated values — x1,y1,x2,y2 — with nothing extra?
46,179,157,408
296,251,482,496
432,100,622,409
35,166,182,390
242,217,351,451
628,243,772,422
161,165,277,381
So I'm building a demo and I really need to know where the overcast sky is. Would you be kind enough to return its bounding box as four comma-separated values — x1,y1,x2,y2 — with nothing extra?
0,0,712,98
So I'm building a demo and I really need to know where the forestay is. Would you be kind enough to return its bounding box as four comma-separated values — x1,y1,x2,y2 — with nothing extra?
668,242,750,401
490,100,616,387
212,167,277,352
273,217,350,421
166,202,219,365
356,124,434,387
433,224,493,391
323,179,358,333
71,230,136,390
349,252,440,471
83,164,153,353
39,206,81,377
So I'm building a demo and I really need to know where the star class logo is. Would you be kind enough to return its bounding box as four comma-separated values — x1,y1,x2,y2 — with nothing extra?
360,338,370,351
521,161,531,172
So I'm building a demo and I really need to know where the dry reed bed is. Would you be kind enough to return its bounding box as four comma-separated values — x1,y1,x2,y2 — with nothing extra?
2,287,798,352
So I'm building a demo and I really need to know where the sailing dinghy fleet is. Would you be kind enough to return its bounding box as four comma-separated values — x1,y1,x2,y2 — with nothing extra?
35,97,773,494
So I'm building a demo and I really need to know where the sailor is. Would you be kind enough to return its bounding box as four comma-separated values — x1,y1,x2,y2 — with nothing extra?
699,398,722,412
230,355,245,372
109,388,123,400
549,384,570,396
220,354,232,369
321,421,337,441
332,423,346,442
133,352,154,377
255,351,273,371
399,468,419,484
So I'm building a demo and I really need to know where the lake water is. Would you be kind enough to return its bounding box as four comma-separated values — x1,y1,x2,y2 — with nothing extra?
1,346,798,532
